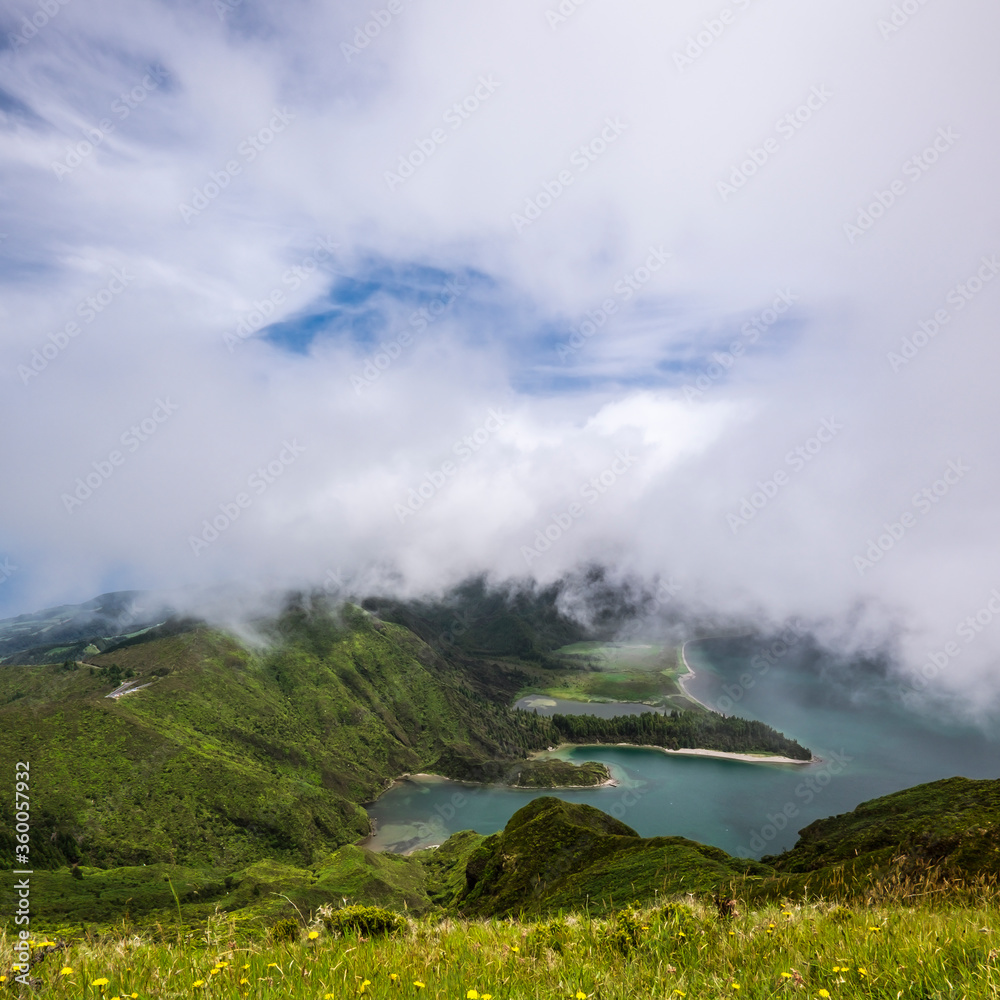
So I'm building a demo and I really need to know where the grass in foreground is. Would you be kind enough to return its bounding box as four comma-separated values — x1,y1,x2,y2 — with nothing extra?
5,896,999,1000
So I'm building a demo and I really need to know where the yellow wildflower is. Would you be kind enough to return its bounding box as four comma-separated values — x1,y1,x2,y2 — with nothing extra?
210,969,220,976
390,974,398,982
817,992,831,999
309,931,319,940
92,980,110,988
858,969,867,977
575,993,588,1000
60,968,74,976
732,986,741,992
216,962,228,968
467,991,479,999
267,963,279,969
780,973,793,979
192,981,204,988
673,993,686,998
414,982,425,990
481,995,492,999
325,995,335,999
240,980,249,986
511,946,519,953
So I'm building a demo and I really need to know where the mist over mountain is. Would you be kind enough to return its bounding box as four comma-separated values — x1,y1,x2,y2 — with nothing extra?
2,1,999,714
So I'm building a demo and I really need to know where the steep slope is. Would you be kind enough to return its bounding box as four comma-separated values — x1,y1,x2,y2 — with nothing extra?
0,600,554,871
456,797,770,916
763,776,1000,886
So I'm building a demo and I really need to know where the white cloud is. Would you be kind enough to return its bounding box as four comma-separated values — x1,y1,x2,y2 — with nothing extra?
1,0,999,705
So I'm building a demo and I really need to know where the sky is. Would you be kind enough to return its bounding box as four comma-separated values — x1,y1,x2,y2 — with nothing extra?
1,0,998,707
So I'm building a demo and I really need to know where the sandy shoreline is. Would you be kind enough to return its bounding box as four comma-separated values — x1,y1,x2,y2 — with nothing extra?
677,639,715,710
545,742,813,766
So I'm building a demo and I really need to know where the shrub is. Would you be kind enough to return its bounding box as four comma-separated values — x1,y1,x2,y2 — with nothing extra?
526,918,569,955
270,918,300,943
323,905,405,938
607,910,643,955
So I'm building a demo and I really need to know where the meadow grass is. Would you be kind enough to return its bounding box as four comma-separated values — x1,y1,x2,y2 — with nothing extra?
6,893,998,1000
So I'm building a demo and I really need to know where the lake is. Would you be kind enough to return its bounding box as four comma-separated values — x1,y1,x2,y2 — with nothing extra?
365,635,1000,858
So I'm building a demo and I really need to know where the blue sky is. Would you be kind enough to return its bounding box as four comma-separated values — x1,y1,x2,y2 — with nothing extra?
1,0,999,704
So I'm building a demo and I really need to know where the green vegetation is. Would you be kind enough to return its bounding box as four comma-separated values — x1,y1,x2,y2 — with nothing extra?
0,600,556,872
4,889,998,999
551,710,811,760
508,759,610,788
516,642,701,712
0,596,808,878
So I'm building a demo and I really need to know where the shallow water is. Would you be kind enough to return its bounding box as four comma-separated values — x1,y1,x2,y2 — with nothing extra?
366,637,999,857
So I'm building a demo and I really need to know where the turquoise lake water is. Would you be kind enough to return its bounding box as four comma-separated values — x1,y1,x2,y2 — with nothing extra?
365,636,999,857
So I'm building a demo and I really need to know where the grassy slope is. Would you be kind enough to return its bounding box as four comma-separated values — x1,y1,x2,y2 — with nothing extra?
5,894,998,1000
457,798,771,917
0,602,557,874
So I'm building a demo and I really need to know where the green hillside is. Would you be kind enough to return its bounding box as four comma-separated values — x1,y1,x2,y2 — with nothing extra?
0,599,558,873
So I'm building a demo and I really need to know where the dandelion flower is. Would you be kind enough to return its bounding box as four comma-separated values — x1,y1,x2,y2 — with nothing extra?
266,963,279,969
192,981,204,988
210,969,220,976
239,979,249,986
780,973,793,979
60,968,74,976
575,992,588,999
467,990,479,999
390,974,398,982
817,992,831,998
0,977,7,984
673,992,686,998
132,994,139,998
858,969,867,977
732,985,741,991
309,931,319,940
92,979,110,988
868,926,881,932
325,994,335,999
511,946,519,953
481,995,492,999
414,982,425,990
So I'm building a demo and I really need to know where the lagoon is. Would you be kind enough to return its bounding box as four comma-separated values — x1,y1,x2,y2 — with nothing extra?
366,636,999,858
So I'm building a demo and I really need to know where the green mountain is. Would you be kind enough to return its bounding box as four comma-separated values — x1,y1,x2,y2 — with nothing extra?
760,775,1000,893
0,598,560,872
